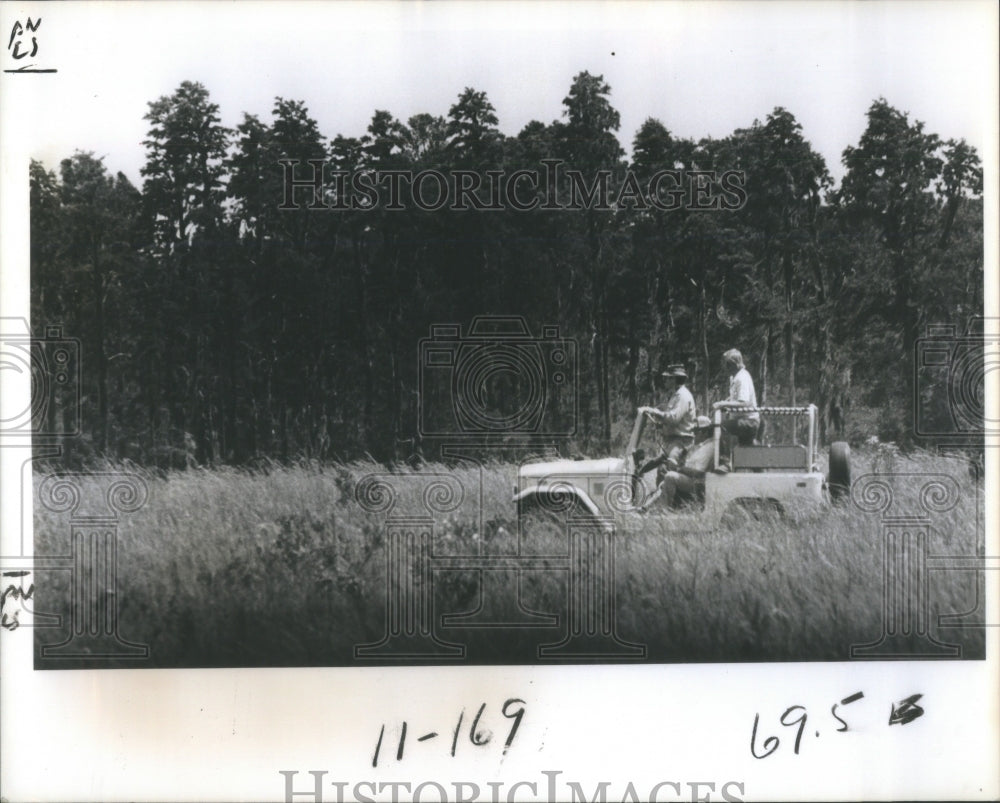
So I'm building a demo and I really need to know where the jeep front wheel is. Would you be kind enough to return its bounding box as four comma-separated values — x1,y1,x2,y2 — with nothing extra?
517,493,595,545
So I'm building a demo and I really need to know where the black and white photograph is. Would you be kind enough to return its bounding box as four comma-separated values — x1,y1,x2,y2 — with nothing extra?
1,1,997,801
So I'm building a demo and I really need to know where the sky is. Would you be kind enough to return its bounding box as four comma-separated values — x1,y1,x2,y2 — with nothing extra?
4,1,997,189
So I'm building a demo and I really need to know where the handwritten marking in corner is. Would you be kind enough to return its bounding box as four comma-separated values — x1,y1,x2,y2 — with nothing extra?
5,17,57,74
1,570,35,631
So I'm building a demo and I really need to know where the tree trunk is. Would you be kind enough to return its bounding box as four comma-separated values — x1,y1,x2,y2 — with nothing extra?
280,404,289,462
783,252,795,407
587,213,610,450
895,253,919,446
352,234,374,452
648,262,665,405
626,310,638,411
938,194,960,249
598,283,611,449
760,323,770,406
817,323,831,444
224,259,239,461
389,245,403,460
145,338,158,459
92,250,108,455
601,316,611,448
699,283,710,410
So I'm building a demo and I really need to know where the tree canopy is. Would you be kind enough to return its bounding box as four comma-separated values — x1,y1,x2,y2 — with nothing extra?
30,77,984,466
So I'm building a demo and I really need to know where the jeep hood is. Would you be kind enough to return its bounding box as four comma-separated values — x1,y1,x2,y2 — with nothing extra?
519,456,625,478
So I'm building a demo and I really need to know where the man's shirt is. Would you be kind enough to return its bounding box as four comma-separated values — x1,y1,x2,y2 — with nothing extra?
728,368,760,422
661,384,696,439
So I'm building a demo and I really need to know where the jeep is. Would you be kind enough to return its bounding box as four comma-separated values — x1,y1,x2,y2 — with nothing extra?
514,404,851,526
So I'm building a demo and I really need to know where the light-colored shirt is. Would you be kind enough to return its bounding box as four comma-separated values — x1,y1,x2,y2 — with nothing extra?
660,384,696,439
729,368,759,423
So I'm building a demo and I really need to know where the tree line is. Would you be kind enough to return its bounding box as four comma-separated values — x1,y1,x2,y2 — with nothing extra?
29,72,983,466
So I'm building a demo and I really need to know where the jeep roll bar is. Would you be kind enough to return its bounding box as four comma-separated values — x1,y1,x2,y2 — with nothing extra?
712,405,818,470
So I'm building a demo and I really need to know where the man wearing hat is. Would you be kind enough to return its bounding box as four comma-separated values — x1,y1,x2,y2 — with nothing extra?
639,363,697,473
639,415,715,510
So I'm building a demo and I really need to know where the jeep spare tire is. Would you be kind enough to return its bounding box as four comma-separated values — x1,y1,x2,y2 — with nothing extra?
828,441,851,503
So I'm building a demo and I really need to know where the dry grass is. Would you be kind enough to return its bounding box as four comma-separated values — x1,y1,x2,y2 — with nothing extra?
32,450,985,667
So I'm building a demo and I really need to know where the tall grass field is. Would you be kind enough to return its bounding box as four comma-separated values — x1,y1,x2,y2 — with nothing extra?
32,450,985,667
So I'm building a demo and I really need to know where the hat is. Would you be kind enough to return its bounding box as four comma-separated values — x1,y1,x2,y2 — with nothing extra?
696,415,712,430
661,364,688,379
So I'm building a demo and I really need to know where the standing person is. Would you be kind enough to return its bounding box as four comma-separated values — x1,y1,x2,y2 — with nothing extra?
639,364,697,472
713,348,759,447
